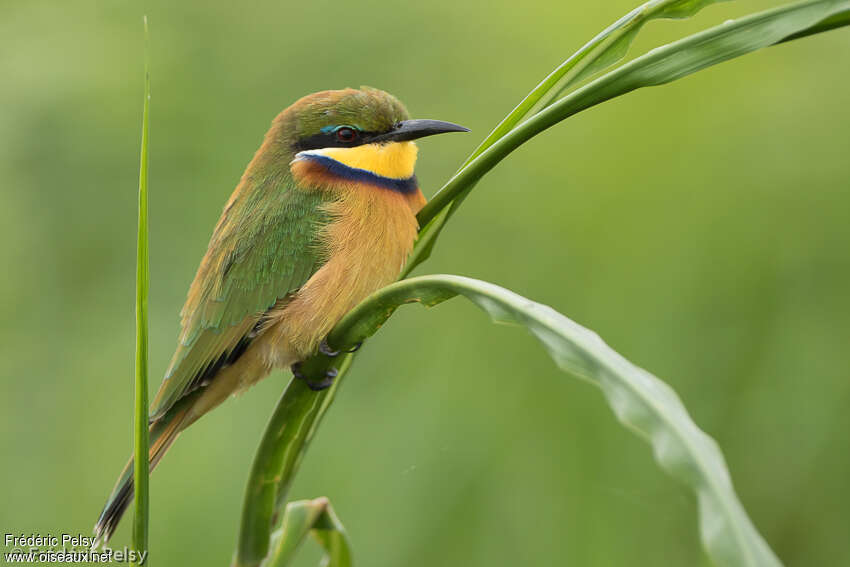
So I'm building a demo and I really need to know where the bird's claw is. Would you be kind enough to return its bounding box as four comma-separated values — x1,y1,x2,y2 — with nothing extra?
290,338,362,391
291,361,338,391
318,339,339,357
319,338,363,356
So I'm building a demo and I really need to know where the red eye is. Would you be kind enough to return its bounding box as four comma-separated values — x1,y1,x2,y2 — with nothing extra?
335,127,357,143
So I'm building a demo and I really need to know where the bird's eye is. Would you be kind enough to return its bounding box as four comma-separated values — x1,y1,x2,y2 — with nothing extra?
335,127,357,143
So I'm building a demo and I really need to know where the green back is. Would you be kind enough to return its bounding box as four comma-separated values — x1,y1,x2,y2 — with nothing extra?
150,174,330,420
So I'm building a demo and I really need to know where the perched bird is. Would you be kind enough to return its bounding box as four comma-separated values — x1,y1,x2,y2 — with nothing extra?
94,87,467,543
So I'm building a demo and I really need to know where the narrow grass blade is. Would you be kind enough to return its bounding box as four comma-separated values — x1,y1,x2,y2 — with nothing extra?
132,14,151,567
469,0,727,168
406,0,728,275
413,0,850,271
327,275,782,567
780,6,850,40
532,0,733,112
261,498,352,567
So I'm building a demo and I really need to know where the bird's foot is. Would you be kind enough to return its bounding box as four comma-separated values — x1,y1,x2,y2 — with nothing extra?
319,338,362,357
291,361,338,391
318,339,339,357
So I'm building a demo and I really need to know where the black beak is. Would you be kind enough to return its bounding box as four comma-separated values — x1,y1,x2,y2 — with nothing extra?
370,119,470,143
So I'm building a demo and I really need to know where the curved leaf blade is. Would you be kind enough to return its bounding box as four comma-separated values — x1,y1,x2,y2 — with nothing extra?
533,0,732,112
406,0,729,275
328,275,781,567
261,497,352,567
417,0,850,234
468,0,728,168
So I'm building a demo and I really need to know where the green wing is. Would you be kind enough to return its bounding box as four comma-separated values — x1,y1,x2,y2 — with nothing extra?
149,179,330,420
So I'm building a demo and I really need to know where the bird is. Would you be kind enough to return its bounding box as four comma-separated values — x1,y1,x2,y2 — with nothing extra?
93,87,468,544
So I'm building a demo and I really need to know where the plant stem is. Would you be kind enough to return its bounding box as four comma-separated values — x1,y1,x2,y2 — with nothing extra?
234,356,352,567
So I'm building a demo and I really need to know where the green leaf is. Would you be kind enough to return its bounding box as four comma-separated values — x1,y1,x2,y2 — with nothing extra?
132,14,151,567
416,0,850,239
328,275,781,567
471,0,728,167
236,1,850,565
261,498,352,567
533,0,733,111
405,0,729,275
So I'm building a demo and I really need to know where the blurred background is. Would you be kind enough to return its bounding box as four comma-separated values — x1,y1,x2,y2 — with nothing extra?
2,1,849,565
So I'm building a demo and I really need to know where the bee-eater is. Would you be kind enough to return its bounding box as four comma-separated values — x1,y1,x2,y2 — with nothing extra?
94,87,468,543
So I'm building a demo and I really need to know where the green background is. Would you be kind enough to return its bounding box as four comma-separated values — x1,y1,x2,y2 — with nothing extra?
2,1,848,565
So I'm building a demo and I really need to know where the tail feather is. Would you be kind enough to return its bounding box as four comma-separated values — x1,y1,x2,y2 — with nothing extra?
93,405,189,546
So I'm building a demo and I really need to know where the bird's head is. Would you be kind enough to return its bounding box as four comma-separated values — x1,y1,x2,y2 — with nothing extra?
272,87,468,193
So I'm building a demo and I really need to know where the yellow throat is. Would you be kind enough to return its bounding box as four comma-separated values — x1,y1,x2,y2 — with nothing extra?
296,141,419,180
